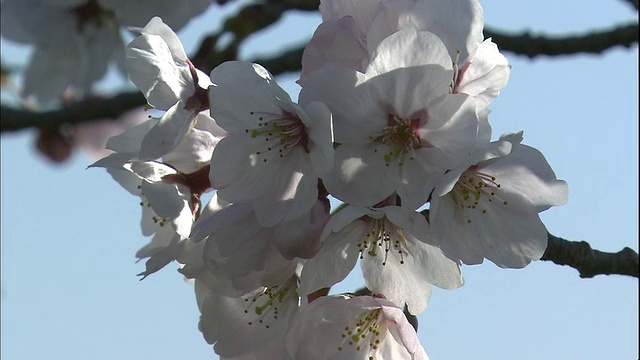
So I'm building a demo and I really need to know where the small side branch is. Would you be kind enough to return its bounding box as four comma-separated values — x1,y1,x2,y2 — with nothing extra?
541,233,639,278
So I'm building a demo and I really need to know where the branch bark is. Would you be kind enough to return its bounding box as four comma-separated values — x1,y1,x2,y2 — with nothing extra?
541,233,639,278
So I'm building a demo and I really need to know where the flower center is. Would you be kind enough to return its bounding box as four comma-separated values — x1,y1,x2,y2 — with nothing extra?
451,168,508,223
358,217,410,266
242,276,297,329
72,0,115,31
245,110,309,163
369,114,421,167
337,308,386,357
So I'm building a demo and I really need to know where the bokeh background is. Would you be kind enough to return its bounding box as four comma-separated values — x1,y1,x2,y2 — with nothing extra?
2,1,638,359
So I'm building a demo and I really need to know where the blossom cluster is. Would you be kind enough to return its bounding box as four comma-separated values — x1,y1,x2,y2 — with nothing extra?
93,0,569,358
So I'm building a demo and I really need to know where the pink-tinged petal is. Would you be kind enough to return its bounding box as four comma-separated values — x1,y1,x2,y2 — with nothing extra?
457,38,510,108
379,304,429,360
139,101,195,160
300,16,368,85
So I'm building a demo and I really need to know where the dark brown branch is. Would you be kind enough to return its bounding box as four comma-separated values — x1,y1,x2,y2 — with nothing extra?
485,22,638,58
541,233,639,278
1,91,146,133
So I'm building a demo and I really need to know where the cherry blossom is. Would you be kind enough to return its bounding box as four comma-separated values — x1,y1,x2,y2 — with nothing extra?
429,132,569,268
126,16,212,160
195,275,302,359
208,61,334,226
286,294,429,360
301,28,480,208
299,203,463,315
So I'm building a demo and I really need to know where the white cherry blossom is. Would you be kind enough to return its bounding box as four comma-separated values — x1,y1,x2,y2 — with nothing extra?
286,294,429,360
196,274,301,359
126,16,212,159
299,204,463,315
430,132,569,268
301,29,480,208
208,61,334,226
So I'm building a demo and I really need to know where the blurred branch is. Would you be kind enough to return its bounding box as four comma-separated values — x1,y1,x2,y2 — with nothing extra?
542,233,639,278
621,0,639,10
1,92,146,133
485,22,638,58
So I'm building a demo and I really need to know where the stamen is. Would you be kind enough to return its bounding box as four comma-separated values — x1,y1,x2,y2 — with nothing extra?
451,169,508,223
357,217,409,265
368,114,421,166
242,276,297,329
244,110,308,163
336,308,386,357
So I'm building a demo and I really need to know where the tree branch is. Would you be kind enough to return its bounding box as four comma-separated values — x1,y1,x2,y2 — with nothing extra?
1,91,146,133
541,233,639,278
620,0,639,11
485,22,638,58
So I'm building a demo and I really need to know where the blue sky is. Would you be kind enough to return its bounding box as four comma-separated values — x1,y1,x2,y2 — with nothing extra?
1,1,638,359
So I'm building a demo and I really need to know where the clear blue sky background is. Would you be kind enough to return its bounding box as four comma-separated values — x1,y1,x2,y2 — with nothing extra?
1,1,638,359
